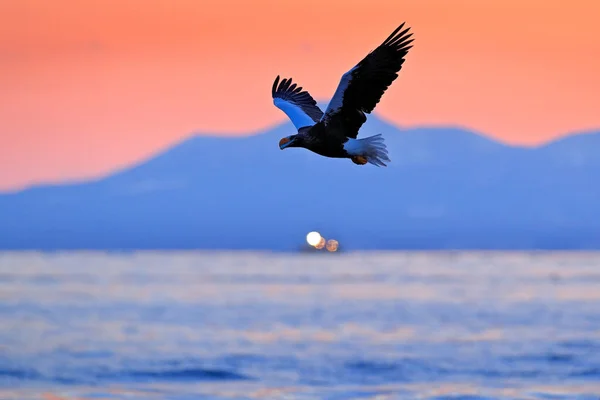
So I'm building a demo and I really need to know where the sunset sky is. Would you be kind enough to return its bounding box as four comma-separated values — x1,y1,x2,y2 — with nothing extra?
1,0,599,190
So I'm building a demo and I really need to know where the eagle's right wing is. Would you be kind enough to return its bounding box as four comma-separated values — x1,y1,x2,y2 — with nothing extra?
272,76,324,130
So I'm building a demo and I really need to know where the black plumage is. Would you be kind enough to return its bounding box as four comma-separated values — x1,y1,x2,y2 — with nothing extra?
272,23,414,167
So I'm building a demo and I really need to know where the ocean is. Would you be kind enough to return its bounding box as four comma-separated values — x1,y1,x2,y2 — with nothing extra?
1,251,599,399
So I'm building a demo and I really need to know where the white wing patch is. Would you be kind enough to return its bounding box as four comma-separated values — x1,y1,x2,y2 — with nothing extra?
322,65,358,121
274,98,317,130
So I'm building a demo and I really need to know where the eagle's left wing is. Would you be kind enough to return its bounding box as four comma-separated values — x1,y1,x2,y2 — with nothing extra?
321,23,414,138
272,76,324,130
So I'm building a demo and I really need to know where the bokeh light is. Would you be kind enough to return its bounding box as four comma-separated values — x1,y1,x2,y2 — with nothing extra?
306,231,322,247
315,237,326,250
326,239,339,252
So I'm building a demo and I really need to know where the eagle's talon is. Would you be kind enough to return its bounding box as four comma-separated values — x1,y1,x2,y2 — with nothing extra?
351,156,368,165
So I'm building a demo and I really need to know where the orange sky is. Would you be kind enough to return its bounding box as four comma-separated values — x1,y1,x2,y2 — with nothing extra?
1,0,599,190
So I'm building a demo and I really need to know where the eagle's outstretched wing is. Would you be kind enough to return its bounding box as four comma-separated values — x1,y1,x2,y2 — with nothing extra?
272,76,324,130
321,23,414,138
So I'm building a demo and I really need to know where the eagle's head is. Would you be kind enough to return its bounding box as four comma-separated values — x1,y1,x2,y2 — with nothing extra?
279,135,301,150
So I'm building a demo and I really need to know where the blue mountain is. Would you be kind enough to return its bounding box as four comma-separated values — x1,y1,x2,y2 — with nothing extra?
1,115,599,250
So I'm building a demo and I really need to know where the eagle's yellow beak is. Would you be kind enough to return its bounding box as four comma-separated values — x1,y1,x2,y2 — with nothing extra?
279,137,291,150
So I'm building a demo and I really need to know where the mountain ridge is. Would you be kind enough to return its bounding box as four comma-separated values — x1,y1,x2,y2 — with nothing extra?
1,115,599,250
3,114,599,195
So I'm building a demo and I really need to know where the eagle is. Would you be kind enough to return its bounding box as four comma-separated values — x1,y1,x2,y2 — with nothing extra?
272,23,414,167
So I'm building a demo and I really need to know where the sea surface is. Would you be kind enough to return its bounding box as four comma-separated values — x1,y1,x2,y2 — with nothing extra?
1,251,600,400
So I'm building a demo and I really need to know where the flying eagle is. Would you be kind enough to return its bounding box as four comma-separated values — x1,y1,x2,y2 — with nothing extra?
272,23,414,167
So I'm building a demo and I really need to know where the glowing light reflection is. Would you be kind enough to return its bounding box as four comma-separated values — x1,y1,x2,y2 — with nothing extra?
326,239,339,252
315,237,326,250
306,231,322,247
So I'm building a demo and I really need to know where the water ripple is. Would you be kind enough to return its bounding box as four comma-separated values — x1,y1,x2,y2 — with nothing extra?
1,251,600,399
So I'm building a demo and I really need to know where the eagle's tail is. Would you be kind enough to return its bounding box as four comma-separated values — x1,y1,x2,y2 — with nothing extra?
344,134,390,167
